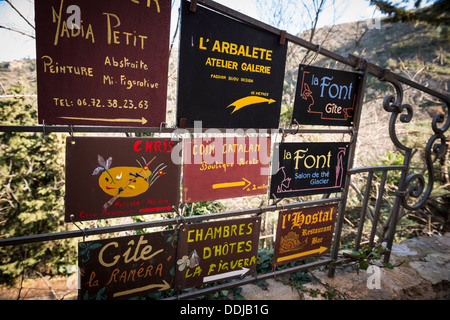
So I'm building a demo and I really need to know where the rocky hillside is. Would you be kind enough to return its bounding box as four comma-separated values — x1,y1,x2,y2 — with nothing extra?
1,19,448,122
0,59,36,96
1,19,448,173
294,19,449,90
279,19,449,167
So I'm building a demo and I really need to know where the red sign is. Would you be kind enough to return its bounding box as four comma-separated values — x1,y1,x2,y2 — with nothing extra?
35,0,171,126
65,137,181,222
182,136,271,202
273,204,338,265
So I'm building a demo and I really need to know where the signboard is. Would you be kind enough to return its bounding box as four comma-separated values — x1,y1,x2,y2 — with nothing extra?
78,230,177,300
270,142,349,199
176,0,287,128
182,136,271,202
175,217,261,290
65,137,181,222
35,0,171,126
292,65,362,126
273,204,338,265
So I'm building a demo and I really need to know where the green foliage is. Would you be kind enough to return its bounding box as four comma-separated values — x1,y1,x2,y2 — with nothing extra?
343,244,394,271
0,84,76,283
180,201,225,217
370,151,404,195
279,103,293,128
370,0,450,26
371,150,404,167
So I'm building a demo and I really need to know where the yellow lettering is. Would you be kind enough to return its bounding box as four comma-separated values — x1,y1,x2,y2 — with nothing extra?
212,40,221,52
199,37,207,50
187,230,196,242
99,242,120,267
103,12,121,45
294,149,331,169
203,247,211,259
221,41,230,54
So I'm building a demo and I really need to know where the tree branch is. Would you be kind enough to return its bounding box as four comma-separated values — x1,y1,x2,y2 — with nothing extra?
0,25,35,39
5,0,35,30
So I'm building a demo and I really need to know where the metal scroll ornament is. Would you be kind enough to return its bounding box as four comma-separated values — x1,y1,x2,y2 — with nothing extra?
382,78,449,211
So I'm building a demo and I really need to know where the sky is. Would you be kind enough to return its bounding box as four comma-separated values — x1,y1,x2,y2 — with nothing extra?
0,0,414,63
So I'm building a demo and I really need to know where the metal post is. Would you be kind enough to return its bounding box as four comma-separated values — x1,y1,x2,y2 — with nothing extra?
328,61,368,278
383,150,411,263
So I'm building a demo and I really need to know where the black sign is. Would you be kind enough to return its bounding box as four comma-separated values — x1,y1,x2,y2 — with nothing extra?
292,65,362,126
176,0,287,128
270,142,349,199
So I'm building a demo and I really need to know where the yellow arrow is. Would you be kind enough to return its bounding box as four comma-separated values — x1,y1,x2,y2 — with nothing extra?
59,116,148,125
212,178,251,190
227,96,276,114
112,280,171,298
277,246,328,263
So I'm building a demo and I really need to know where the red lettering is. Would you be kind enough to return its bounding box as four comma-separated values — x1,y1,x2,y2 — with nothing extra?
155,141,162,152
145,141,153,152
133,140,143,152
167,141,175,153
79,211,97,219
133,140,176,153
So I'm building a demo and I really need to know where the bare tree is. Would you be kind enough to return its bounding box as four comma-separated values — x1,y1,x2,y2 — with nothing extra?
256,0,333,43
0,0,35,39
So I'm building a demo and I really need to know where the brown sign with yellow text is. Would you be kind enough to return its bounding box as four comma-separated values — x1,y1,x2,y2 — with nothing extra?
175,217,261,290
78,230,177,300
35,0,171,126
274,204,338,265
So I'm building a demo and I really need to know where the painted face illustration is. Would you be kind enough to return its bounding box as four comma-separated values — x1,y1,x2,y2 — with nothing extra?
98,166,150,197
92,155,167,198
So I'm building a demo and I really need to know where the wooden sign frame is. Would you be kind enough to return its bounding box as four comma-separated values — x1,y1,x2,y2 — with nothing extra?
175,217,261,290
182,136,271,203
273,204,338,265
